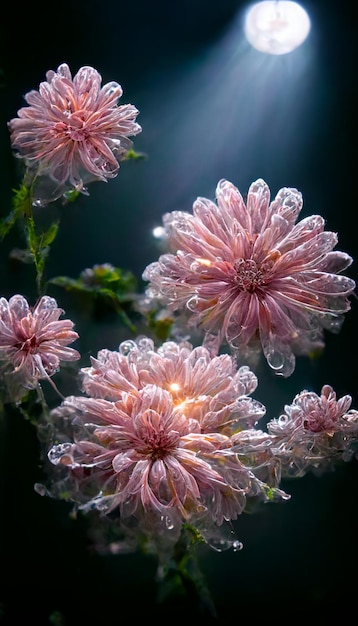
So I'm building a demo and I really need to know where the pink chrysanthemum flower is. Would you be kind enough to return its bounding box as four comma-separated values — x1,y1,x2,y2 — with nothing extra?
79,336,266,432
142,178,355,377
46,337,286,552
267,385,358,475
8,63,141,202
0,294,80,401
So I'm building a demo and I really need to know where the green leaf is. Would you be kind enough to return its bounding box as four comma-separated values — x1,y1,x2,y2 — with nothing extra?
49,264,139,332
40,221,59,247
0,184,31,239
49,276,85,291
123,148,147,161
146,309,174,341
50,264,138,298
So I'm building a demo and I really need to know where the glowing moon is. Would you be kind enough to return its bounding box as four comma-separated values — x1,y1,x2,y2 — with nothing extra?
244,1,311,55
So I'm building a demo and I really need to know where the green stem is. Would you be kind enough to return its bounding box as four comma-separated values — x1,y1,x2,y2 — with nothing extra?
156,525,218,619
16,384,51,428
25,213,44,294
2,171,60,295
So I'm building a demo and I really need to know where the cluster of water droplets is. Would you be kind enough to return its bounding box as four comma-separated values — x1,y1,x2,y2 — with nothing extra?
198,520,244,553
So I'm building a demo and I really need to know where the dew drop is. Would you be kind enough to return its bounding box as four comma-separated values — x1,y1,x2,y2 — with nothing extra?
160,515,175,530
266,348,284,371
119,340,137,355
34,482,46,496
187,295,199,312
206,537,235,552
48,442,73,465
32,199,45,208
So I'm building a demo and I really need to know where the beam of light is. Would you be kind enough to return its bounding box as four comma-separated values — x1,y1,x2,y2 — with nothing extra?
120,4,319,268
244,1,311,55
137,7,317,221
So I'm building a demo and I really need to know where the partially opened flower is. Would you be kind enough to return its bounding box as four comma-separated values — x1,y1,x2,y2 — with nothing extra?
46,336,286,554
0,294,80,401
143,178,355,377
8,63,142,203
267,384,358,475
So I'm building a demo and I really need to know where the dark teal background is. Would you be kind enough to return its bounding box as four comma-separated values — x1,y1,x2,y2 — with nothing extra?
1,1,357,623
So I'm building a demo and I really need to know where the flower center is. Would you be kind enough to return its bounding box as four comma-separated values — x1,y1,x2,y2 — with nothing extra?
53,117,90,142
141,430,174,461
303,402,336,433
16,334,39,354
233,259,266,293
233,251,281,293
136,414,180,462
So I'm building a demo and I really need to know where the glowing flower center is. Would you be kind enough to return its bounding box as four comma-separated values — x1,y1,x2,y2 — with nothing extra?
168,382,186,405
233,259,266,293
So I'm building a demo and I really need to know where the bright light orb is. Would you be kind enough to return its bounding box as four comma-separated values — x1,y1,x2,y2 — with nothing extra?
152,226,166,239
244,1,311,55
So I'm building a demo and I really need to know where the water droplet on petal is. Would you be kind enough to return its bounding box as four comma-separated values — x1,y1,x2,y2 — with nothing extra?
48,442,73,465
266,348,284,371
119,340,137,355
187,295,199,312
